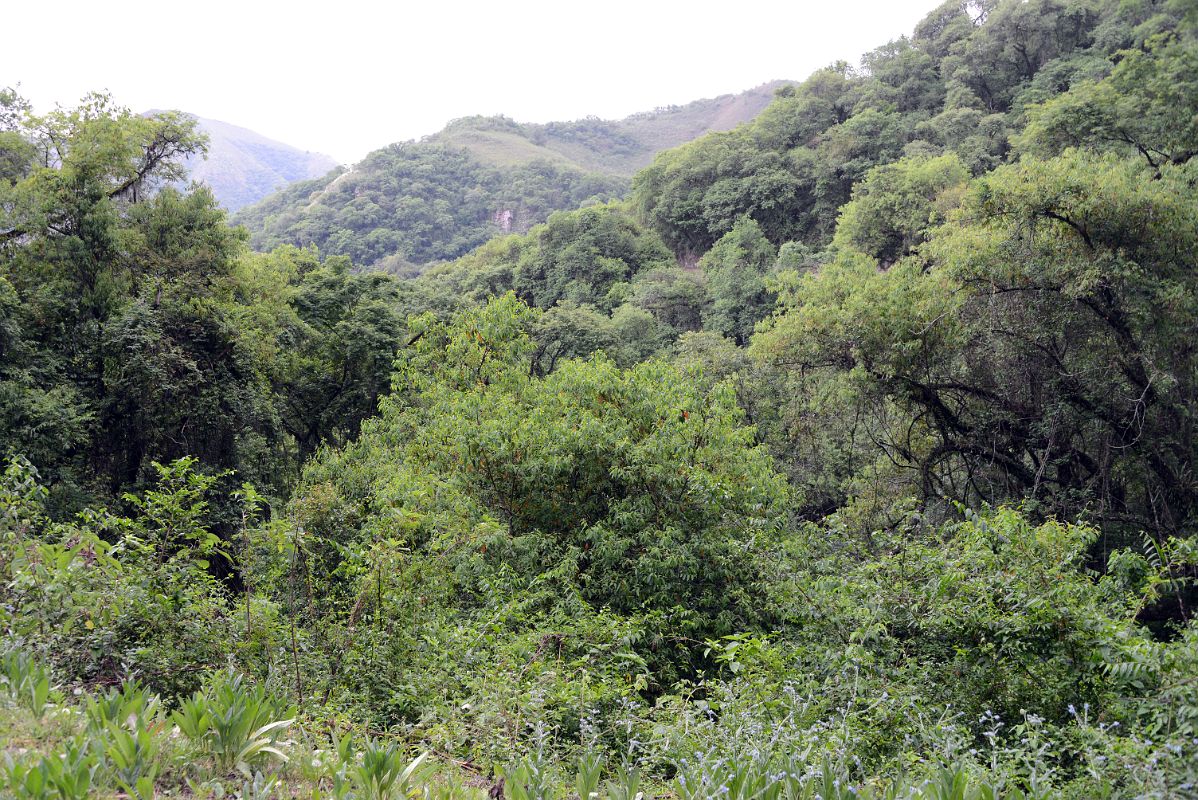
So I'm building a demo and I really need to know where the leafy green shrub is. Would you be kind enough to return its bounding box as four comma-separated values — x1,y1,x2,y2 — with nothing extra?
2,739,97,800
83,678,160,733
172,669,295,776
285,295,788,704
103,725,161,799
505,754,552,800
0,649,52,720
575,750,604,800
332,736,428,800
0,456,258,695
603,760,641,800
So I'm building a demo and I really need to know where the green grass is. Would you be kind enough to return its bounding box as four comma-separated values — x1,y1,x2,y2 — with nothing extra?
436,129,576,169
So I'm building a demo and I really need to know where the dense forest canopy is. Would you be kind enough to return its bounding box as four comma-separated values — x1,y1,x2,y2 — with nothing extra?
2,0,1198,797
234,148,627,270
632,0,1198,256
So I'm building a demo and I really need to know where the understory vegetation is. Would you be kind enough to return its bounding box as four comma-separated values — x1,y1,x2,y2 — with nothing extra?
3,0,1198,797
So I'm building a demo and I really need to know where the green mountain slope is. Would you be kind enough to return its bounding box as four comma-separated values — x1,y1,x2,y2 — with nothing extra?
232,82,787,270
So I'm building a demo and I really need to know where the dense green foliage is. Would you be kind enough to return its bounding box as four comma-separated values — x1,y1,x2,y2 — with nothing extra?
407,204,692,372
4,1,1198,797
755,148,1198,540
234,146,626,269
282,295,787,699
0,96,407,518
631,0,1192,257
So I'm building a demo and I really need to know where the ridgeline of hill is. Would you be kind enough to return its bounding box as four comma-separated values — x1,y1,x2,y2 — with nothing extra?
231,82,787,271
429,81,787,175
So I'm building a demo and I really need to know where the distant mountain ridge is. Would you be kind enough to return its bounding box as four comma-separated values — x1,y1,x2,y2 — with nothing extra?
233,81,790,270
146,111,340,211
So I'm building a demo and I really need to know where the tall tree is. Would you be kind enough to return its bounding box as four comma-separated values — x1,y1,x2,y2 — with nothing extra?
0,95,295,517
700,217,777,344
755,151,1198,540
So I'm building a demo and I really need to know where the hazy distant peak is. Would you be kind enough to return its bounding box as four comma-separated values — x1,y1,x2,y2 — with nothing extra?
143,110,340,211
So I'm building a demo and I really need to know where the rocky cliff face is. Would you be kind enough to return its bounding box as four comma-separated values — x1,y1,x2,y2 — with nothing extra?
491,207,535,234
492,208,516,233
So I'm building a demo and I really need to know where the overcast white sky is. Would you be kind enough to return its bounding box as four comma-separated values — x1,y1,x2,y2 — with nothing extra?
3,0,938,164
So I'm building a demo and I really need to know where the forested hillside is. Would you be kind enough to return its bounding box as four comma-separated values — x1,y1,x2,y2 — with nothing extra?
232,84,783,272
2,1,1198,797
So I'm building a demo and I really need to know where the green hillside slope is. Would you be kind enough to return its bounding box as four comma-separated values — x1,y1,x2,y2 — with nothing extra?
233,82,786,269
